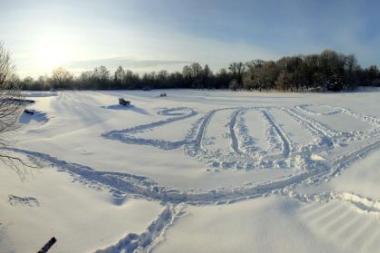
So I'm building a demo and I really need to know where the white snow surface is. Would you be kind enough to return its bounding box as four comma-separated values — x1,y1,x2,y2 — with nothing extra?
1,89,380,252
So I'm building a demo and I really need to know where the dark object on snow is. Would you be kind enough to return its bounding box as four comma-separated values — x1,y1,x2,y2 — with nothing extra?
24,109,34,115
22,99,35,104
37,237,57,253
119,98,131,106
159,92,167,97
3,98,35,104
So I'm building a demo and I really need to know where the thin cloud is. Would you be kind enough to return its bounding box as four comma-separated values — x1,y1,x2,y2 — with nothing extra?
66,57,192,70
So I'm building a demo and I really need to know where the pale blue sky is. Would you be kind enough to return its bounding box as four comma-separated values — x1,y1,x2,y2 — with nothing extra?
1,0,379,77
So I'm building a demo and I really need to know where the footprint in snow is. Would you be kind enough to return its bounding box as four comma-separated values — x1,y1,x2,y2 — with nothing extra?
8,195,40,207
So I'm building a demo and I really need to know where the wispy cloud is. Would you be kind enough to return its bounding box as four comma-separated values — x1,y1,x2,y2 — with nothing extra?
2,0,380,77
66,57,191,70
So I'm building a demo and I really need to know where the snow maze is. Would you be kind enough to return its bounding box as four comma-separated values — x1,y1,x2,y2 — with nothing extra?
7,102,380,205
103,104,380,172
4,94,380,253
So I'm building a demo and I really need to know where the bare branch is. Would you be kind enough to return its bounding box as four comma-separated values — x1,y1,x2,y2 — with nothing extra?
0,42,36,176
0,153,39,168
0,42,24,133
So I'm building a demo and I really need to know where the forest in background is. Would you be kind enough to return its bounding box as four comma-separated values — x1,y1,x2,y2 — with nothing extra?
6,49,380,92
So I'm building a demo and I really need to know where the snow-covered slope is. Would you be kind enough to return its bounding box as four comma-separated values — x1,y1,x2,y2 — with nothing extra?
1,89,380,252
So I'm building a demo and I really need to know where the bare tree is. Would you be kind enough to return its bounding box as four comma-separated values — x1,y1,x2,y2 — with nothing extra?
114,66,126,88
229,62,245,88
0,42,23,133
51,67,73,89
0,42,34,170
0,43,11,85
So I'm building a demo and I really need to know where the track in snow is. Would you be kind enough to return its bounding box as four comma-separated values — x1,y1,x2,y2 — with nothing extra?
102,104,380,172
103,107,198,150
4,132,380,207
94,205,185,253
9,101,380,252
261,109,293,158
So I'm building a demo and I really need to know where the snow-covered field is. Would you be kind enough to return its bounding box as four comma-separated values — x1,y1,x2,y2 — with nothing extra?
1,89,380,253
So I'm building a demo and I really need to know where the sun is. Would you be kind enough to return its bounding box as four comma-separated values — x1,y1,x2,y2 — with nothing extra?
31,36,71,73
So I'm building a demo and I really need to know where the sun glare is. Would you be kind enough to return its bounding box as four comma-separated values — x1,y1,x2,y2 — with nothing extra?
31,36,71,73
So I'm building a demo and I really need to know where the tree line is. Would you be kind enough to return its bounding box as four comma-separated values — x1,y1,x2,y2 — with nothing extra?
8,49,380,91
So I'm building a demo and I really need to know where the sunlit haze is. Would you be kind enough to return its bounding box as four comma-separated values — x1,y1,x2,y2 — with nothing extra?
1,0,380,77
